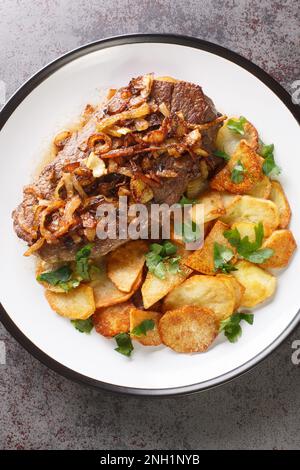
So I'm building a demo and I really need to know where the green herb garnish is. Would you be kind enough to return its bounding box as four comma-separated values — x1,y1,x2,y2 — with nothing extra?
224,222,274,263
145,241,181,280
131,319,155,337
231,160,245,183
179,195,196,206
213,150,230,161
71,317,94,334
220,313,254,343
213,243,237,273
75,243,93,281
37,265,79,292
114,333,134,357
227,116,247,135
259,141,281,177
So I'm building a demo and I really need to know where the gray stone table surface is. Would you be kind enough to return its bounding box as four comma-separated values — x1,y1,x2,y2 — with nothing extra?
0,0,299,450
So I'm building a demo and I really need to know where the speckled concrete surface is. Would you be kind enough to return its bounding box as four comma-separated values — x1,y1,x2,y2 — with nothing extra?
0,0,300,450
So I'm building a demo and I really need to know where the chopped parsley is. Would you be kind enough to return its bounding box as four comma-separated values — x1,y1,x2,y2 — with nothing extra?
145,241,181,280
259,141,281,177
231,160,246,183
213,243,237,273
179,195,196,206
37,265,79,292
220,313,254,343
114,333,134,357
213,150,230,161
71,317,94,334
227,116,247,135
75,243,93,281
224,222,274,264
131,319,155,337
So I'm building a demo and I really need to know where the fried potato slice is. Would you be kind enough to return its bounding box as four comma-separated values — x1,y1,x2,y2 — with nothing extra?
260,230,297,269
247,175,271,199
107,240,148,293
216,118,259,155
231,221,258,243
210,141,263,194
191,190,225,224
141,262,192,309
269,180,291,229
216,274,245,310
92,261,142,308
93,301,133,337
171,221,212,246
130,308,162,346
163,275,235,321
232,260,277,307
36,260,66,293
221,195,279,236
183,220,236,274
45,284,95,320
159,306,219,353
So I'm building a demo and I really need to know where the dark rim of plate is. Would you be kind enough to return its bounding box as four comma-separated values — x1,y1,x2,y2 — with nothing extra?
0,34,299,397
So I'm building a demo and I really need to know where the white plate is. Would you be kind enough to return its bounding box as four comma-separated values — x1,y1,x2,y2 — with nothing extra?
0,35,299,396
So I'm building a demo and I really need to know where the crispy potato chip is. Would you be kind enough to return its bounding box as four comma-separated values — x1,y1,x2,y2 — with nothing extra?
216,274,245,310
163,275,235,321
93,301,133,337
45,284,95,320
232,260,277,307
191,190,225,224
231,221,258,243
142,263,192,310
260,230,297,269
216,118,258,156
107,240,148,293
183,220,236,274
269,180,291,229
248,175,271,199
159,306,219,353
130,308,162,346
210,141,263,194
221,195,279,236
92,261,142,308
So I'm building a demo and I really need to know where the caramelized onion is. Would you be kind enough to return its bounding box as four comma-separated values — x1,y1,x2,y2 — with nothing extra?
24,237,45,257
97,102,151,131
87,132,112,155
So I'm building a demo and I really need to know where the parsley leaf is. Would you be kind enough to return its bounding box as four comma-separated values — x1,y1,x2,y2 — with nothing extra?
37,265,79,292
213,243,237,273
71,317,94,334
224,222,274,263
231,160,245,183
145,241,181,279
131,319,155,337
75,243,93,281
259,141,281,177
179,195,196,206
220,313,254,343
227,116,247,135
114,333,134,357
213,150,230,161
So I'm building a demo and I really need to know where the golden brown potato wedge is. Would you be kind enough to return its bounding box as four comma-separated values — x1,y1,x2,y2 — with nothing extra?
191,190,225,224
231,221,258,243
92,261,142,308
260,230,297,269
159,306,219,353
141,263,192,310
107,240,148,293
93,301,133,337
183,220,236,275
247,175,271,199
216,274,245,310
269,180,291,229
232,260,277,307
216,118,259,156
45,284,95,320
130,308,162,346
162,274,235,321
210,141,263,194
221,195,279,236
